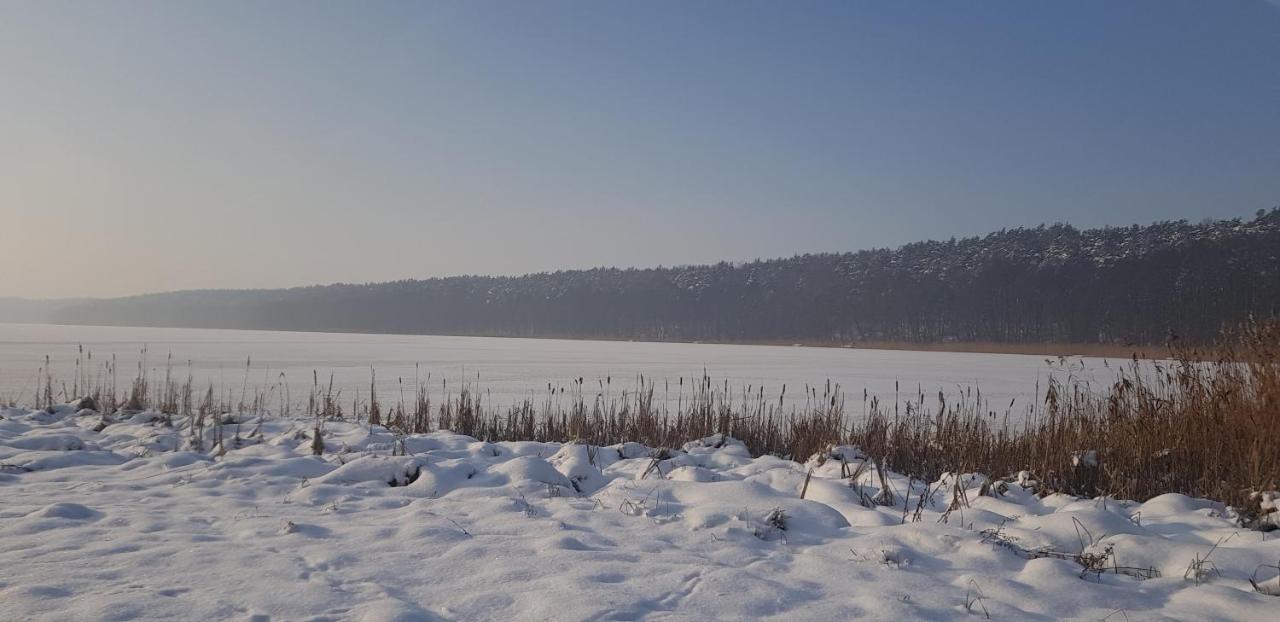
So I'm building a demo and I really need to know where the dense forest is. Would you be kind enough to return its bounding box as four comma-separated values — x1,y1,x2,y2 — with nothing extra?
32,210,1280,345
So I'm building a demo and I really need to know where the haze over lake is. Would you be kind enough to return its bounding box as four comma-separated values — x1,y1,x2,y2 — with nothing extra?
0,323,1126,417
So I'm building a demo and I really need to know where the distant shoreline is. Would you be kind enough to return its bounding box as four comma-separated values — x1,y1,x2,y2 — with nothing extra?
3,320,1154,359
592,336,1153,358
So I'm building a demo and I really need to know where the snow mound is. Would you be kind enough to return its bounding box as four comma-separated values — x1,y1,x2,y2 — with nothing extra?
30,502,101,521
491,455,573,489
314,455,427,487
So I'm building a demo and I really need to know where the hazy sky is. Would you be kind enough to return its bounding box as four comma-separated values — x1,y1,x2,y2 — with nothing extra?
3,1,1279,299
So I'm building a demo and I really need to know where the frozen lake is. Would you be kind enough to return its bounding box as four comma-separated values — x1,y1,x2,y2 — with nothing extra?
0,323,1128,417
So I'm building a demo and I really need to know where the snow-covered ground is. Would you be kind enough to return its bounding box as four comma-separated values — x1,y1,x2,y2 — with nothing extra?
2,405,1277,621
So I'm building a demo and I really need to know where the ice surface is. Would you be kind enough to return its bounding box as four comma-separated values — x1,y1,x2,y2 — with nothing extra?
0,323,1138,422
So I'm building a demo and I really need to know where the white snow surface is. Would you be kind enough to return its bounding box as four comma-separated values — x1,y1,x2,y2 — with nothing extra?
2,405,1277,621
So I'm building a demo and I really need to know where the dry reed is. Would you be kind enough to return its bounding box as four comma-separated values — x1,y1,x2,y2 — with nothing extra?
12,319,1279,517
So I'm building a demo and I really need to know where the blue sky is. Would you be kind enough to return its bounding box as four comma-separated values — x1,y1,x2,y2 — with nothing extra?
3,1,1278,297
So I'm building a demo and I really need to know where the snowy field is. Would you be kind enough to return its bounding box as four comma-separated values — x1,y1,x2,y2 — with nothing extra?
0,323,1129,418
3,403,1278,621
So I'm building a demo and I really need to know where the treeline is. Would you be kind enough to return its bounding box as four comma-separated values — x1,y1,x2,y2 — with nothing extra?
44,209,1280,345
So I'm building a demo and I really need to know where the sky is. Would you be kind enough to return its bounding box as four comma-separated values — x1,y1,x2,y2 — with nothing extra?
2,1,1279,299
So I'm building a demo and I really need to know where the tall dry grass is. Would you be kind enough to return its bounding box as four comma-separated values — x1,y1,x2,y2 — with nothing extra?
848,319,1280,514
12,319,1279,514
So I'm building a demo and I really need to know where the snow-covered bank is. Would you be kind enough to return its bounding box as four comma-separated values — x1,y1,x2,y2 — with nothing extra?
2,406,1277,621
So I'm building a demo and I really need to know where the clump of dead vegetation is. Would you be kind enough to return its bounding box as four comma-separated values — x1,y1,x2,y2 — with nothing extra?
12,319,1280,515
851,317,1280,515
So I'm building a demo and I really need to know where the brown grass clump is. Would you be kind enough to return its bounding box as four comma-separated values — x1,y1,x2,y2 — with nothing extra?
850,318,1280,514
